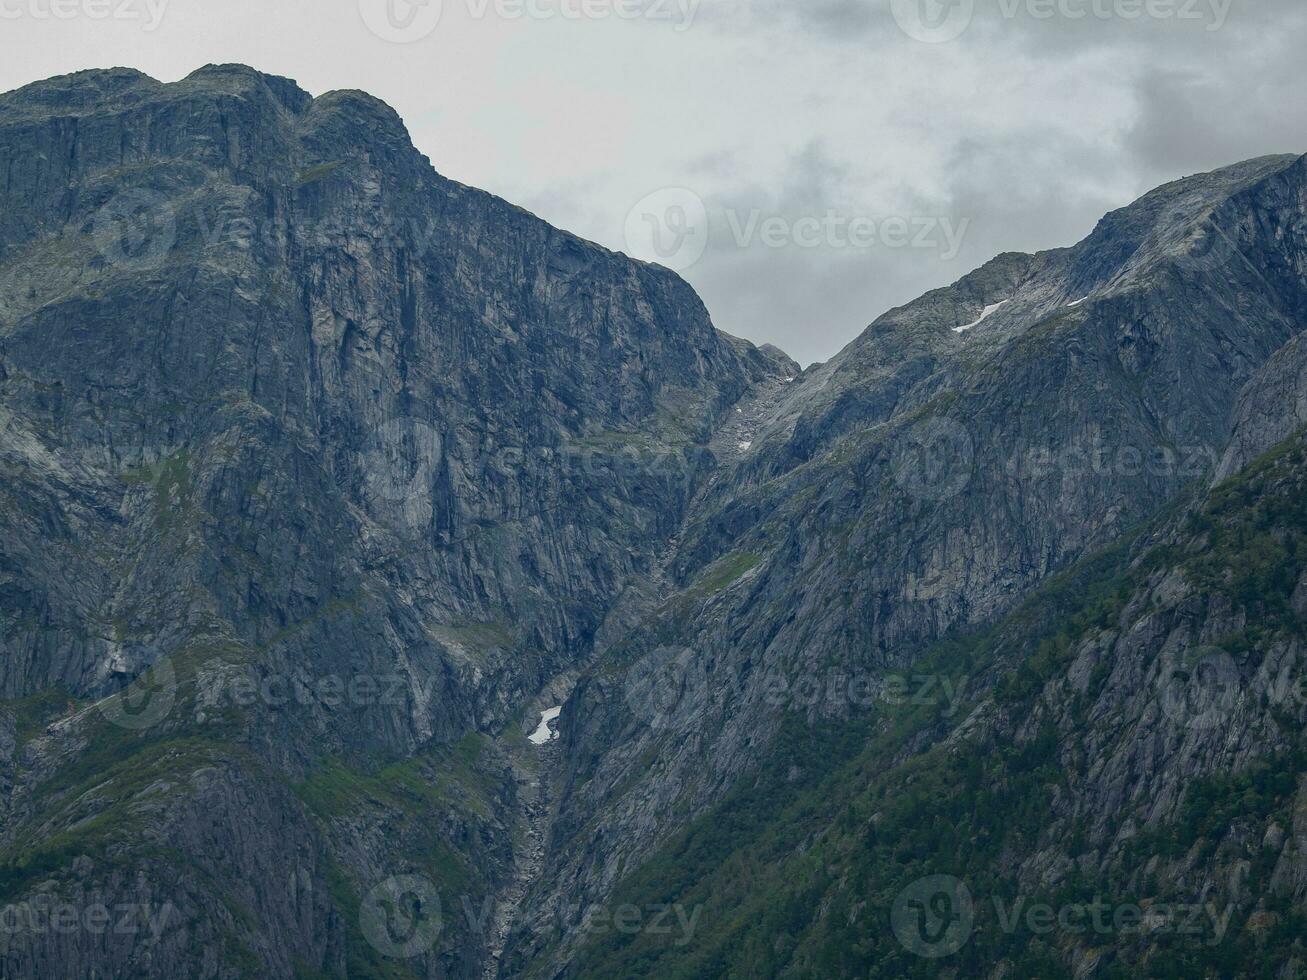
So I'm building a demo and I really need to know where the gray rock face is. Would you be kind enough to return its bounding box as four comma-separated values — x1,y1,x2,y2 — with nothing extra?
1218,330,1307,480
0,65,790,979
547,425,1307,977
509,152,1307,973
2,64,1307,979
0,64,786,721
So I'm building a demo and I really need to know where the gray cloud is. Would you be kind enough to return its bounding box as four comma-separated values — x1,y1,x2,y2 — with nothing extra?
0,0,1300,366
1125,60,1307,179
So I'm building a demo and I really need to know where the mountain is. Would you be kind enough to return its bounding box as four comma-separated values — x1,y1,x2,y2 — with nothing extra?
1,65,1305,979
558,420,1307,978
0,64,791,979
508,151,1307,976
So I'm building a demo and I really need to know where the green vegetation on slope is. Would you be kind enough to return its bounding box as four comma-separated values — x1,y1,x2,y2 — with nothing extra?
567,432,1307,979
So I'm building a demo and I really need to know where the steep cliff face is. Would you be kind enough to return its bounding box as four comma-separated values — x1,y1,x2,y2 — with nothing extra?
0,64,787,728
0,65,791,979
510,153,1307,974
551,405,1307,979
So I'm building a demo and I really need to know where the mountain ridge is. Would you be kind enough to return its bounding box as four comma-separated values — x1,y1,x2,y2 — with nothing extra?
1,64,1306,979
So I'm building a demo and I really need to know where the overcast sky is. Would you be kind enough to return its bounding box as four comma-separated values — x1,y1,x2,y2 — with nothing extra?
1,0,1303,365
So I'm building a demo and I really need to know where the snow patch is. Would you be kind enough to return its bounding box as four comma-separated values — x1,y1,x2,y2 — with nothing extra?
528,706,562,745
1067,296,1089,307
953,299,1010,334
738,441,753,452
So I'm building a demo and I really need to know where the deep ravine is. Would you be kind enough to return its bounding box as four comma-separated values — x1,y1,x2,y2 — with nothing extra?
483,709,562,979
